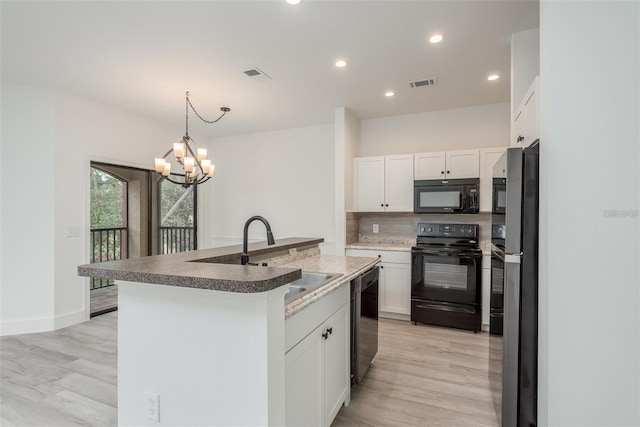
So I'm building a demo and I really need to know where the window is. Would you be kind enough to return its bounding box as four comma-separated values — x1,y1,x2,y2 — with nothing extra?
89,166,128,289
158,177,197,254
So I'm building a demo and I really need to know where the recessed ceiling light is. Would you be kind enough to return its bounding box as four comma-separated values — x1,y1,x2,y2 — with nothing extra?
335,60,347,68
385,91,395,97
488,74,500,81
285,0,301,4
429,34,444,44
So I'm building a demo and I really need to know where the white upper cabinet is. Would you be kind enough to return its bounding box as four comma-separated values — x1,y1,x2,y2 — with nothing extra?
445,150,480,179
479,147,507,212
414,149,479,180
413,151,445,180
384,155,414,212
512,77,539,147
354,156,385,212
355,154,413,212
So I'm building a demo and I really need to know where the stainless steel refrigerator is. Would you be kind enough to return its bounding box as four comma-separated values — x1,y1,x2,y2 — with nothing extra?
492,140,539,427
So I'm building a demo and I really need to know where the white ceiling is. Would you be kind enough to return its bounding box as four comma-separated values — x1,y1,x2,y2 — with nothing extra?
1,0,539,138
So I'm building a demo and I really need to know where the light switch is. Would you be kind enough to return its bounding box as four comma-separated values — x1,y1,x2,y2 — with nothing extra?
66,226,80,238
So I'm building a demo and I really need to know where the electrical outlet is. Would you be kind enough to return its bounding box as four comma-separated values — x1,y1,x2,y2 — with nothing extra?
373,224,379,233
147,393,160,422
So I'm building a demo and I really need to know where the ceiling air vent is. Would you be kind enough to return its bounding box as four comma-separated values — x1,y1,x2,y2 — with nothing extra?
243,67,272,81
408,78,438,88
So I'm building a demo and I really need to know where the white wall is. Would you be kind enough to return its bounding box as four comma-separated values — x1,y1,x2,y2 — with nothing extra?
333,108,360,255
1,84,194,335
511,28,540,115
208,124,335,251
1,85,56,335
539,1,640,425
358,102,510,157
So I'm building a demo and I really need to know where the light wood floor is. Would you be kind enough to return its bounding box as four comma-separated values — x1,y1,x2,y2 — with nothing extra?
90,285,118,317
332,320,500,427
1,312,118,426
1,314,499,427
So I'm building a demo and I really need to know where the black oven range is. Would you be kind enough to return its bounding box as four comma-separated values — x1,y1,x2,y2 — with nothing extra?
411,222,482,332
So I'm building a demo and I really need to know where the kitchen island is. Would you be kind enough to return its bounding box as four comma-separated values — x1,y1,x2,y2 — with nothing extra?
78,238,378,426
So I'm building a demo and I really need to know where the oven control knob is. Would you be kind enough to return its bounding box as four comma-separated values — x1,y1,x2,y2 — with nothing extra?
428,227,433,232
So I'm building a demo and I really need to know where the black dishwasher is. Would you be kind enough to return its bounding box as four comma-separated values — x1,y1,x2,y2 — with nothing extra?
350,266,379,385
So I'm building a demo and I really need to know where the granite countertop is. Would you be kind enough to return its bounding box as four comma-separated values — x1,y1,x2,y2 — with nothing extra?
77,237,323,293
282,255,380,318
345,241,414,251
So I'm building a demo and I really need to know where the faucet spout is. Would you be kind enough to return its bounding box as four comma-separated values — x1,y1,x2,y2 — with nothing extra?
241,216,276,265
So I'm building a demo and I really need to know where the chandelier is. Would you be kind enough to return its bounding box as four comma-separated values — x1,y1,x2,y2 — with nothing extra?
154,91,230,188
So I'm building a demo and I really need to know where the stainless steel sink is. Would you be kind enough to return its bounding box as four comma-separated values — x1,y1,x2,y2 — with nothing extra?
284,285,307,301
284,271,342,304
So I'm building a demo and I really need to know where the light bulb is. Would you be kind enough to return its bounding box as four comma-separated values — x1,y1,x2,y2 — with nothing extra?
197,148,207,160
162,163,171,176
173,142,185,158
183,156,195,172
208,164,215,177
154,158,166,173
201,159,212,174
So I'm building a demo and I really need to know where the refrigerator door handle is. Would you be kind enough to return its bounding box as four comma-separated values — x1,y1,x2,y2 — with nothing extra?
504,253,523,264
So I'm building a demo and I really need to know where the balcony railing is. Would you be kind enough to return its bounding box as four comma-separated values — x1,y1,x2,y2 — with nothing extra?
90,227,128,290
160,226,195,254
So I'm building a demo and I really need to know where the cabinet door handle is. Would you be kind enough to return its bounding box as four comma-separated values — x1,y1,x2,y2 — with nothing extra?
441,171,445,174
380,203,384,207
322,331,329,340
447,170,450,174
327,327,333,335
380,265,384,269
385,204,389,207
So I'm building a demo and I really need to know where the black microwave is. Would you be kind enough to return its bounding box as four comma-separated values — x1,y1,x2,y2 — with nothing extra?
413,178,480,214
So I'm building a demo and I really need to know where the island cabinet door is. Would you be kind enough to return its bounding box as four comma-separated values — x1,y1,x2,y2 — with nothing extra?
323,303,350,425
285,323,323,426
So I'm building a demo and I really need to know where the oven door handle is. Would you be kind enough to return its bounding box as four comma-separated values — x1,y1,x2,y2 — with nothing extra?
414,303,476,314
413,249,481,258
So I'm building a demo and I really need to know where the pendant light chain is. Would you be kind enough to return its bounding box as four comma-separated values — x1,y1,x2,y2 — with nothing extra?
186,92,230,125
185,91,190,138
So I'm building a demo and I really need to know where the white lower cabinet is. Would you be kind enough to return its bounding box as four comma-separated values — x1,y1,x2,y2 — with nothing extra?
322,304,350,423
285,322,323,426
345,249,411,319
379,261,411,315
285,285,350,427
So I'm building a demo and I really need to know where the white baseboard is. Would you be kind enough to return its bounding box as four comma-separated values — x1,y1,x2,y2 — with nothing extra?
1,315,53,337
1,309,88,337
379,311,411,322
54,308,88,330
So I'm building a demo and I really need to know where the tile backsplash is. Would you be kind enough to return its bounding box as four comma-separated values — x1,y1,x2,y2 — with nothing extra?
347,212,492,251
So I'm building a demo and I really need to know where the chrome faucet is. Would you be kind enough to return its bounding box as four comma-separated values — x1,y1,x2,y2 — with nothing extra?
241,216,275,265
